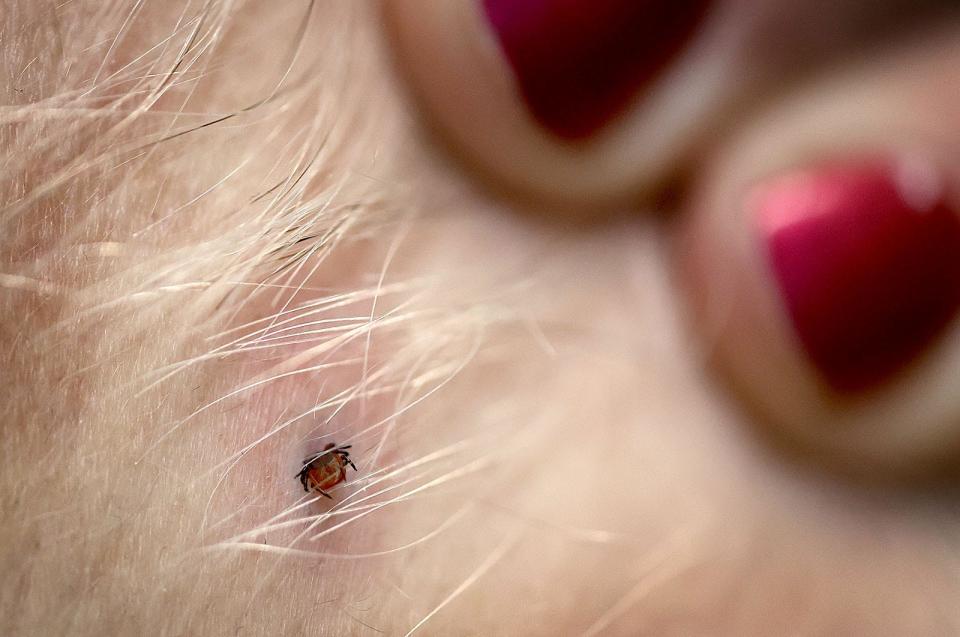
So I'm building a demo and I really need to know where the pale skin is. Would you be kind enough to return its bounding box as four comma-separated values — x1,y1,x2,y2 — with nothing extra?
3,1,960,635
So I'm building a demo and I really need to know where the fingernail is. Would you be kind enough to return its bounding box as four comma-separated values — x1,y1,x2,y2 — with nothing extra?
481,0,712,139
753,158,960,392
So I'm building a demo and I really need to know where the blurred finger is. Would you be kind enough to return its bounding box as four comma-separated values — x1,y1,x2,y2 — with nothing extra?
680,24,960,478
385,0,956,213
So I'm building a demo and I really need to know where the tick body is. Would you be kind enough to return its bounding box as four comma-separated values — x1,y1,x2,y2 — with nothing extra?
296,443,357,499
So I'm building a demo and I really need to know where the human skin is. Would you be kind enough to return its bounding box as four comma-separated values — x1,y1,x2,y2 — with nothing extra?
3,1,960,635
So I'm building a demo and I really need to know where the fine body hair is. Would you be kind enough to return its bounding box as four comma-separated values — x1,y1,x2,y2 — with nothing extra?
4,2,960,636
2,2,658,634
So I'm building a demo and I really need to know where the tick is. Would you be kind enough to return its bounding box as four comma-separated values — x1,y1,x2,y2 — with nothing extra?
296,443,357,499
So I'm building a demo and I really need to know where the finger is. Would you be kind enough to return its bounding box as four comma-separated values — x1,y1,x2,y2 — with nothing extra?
680,24,960,478
384,0,955,212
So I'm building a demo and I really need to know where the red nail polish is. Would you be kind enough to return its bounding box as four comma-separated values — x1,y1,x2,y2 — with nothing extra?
754,159,960,392
482,0,711,139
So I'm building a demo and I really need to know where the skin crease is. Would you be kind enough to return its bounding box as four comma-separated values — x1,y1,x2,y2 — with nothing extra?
2,2,960,636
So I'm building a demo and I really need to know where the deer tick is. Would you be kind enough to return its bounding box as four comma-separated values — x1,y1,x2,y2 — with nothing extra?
296,443,357,499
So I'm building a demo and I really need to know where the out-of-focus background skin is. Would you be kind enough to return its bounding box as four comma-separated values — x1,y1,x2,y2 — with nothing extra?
2,1,960,635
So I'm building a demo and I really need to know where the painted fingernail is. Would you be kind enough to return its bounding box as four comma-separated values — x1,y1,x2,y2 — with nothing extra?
754,158,960,392
481,0,712,139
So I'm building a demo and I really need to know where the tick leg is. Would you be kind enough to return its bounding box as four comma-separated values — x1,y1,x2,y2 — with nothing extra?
347,460,357,471
317,488,333,500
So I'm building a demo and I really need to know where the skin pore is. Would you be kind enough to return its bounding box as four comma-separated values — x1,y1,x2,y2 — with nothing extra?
3,1,960,635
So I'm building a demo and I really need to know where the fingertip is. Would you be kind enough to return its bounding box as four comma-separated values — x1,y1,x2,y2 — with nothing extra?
680,28,960,479
383,0,728,212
